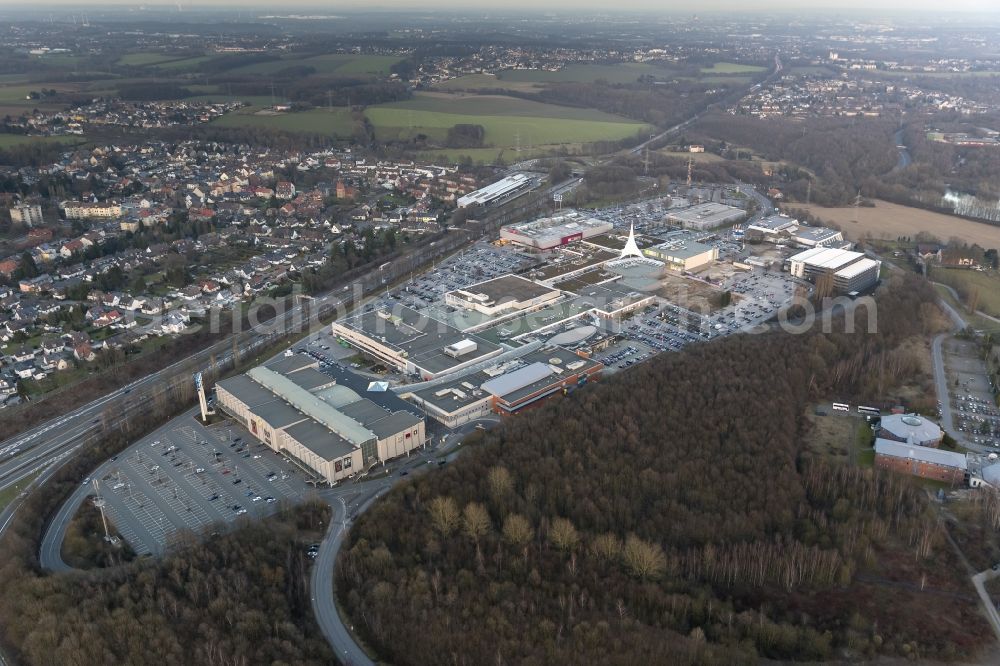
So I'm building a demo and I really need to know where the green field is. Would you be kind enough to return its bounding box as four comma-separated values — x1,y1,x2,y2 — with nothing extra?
700,62,767,74
434,73,545,93
366,93,649,148
117,52,187,67
228,53,402,77
0,83,82,104
212,108,356,136
498,62,678,84
154,56,212,71
416,147,550,165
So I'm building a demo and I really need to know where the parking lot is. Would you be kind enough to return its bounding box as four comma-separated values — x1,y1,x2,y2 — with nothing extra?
89,413,313,555
363,242,536,317
943,338,999,449
611,271,801,356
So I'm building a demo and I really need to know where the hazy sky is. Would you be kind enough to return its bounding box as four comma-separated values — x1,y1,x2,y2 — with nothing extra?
1,0,998,11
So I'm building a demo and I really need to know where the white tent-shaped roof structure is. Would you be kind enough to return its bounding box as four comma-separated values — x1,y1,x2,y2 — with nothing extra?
619,224,643,260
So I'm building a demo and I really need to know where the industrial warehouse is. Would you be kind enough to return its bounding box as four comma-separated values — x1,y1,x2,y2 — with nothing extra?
214,353,425,484
402,346,604,427
788,247,880,294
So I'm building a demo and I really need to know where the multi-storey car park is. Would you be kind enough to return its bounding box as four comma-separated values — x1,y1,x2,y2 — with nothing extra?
787,247,880,294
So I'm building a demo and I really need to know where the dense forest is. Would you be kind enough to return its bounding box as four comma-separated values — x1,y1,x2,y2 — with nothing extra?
338,274,989,664
689,114,898,206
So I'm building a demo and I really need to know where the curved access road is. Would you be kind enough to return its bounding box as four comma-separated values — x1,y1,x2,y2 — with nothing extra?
310,488,388,666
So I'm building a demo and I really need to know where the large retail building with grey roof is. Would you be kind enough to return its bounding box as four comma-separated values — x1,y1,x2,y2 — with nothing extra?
214,353,425,484
401,346,603,427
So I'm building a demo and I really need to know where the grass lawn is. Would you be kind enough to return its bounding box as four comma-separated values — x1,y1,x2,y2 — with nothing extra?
229,53,402,77
701,62,767,74
0,469,43,513
212,107,355,136
930,266,1000,319
931,284,1000,332
856,421,875,467
368,93,649,148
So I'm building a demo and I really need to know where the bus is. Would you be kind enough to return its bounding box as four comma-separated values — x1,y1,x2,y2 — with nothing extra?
832,402,849,412
857,405,880,417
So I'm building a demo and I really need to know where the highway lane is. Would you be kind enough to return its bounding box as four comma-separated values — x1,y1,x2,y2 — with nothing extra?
0,333,274,493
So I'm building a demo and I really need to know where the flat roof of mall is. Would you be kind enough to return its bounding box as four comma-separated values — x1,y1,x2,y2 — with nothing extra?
448,274,558,304
217,374,279,408
666,202,745,225
583,232,658,252
284,419,357,460
648,239,716,260
410,346,602,414
502,212,612,241
338,305,503,375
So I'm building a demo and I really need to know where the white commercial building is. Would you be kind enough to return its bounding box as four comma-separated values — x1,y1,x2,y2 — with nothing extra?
457,174,533,208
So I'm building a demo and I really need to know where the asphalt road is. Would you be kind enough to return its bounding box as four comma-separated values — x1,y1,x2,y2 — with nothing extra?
972,568,1000,642
310,489,385,666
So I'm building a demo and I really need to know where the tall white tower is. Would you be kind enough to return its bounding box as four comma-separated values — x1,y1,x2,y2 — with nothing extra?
619,224,643,260
195,372,210,422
